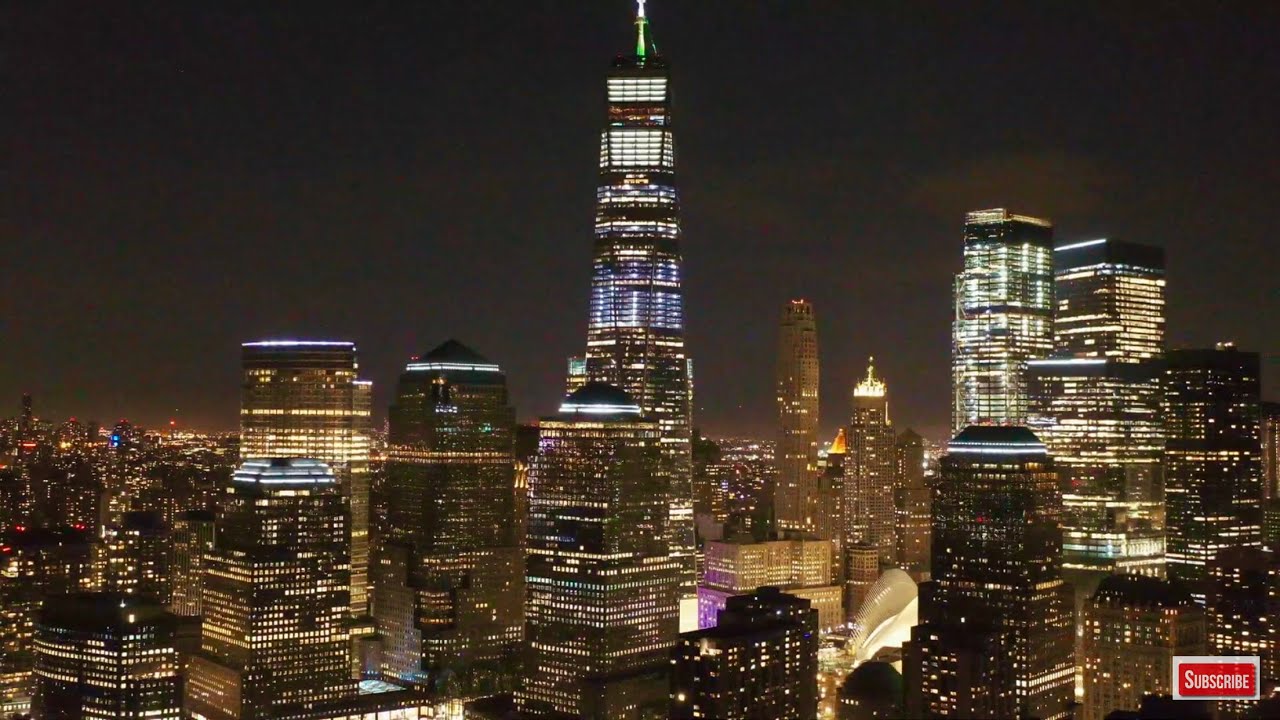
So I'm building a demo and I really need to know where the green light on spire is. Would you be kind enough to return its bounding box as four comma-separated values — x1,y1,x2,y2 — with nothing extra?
636,0,647,58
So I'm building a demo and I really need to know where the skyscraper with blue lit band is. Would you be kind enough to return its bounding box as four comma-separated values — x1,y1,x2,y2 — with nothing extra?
581,2,695,616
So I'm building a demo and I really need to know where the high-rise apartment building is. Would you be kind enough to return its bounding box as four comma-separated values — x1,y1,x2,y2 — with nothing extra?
33,593,189,719
1164,344,1263,601
893,429,930,580
905,426,1074,720
185,459,354,719
239,340,371,617
517,383,679,719
952,209,1054,432
374,340,523,697
697,537,843,631
1029,239,1166,578
1080,574,1205,720
169,509,215,617
670,587,818,720
845,359,895,564
577,1,696,615
776,299,820,534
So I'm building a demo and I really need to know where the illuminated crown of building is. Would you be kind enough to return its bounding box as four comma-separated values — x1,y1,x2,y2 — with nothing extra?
853,357,887,398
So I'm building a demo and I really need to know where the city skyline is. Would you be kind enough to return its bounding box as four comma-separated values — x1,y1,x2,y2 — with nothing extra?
7,3,1280,440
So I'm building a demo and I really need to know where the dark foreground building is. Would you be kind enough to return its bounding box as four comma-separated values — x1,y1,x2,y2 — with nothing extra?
670,587,819,720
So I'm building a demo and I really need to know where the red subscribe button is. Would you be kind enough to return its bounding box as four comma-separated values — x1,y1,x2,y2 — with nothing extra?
1173,656,1260,700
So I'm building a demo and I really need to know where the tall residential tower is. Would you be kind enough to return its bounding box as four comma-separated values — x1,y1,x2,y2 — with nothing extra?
776,300,820,534
578,0,696,614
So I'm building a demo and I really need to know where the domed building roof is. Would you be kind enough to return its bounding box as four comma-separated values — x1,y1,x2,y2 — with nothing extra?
557,382,643,419
841,661,904,703
418,339,492,365
403,340,503,380
849,569,918,664
948,425,1047,456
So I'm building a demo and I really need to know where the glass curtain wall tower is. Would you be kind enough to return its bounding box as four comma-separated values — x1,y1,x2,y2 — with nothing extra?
240,340,372,618
1028,239,1167,577
579,1,696,613
952,209,1054,433
776,300,820,534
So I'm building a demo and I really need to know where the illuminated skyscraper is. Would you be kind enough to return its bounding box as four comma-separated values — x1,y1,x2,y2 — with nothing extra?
240,340,372,617
670,587,819,720
1028,239,1167,577
776,299,820,534
578,1,695,611
1163,344,1263,602
1206,547,1279,700
697,537,843,632
96,510,171,603
33,593,189,719
845,359,895,564
373,340,523,697
905,427,1074,720
951,209,1054,432
517,383,679,719
185,459,354,719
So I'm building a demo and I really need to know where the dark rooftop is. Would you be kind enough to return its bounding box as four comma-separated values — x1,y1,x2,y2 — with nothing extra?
841,661,904,702
418,339,492,366
1092,574,1197,608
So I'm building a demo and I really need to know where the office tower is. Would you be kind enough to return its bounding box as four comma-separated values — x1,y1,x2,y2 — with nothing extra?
577,0,696,616
33,593,186,719
670,587,818,720
845,359,895,564
905,427,1074,720
1207,547,1279,692
517,383,679,719
1164,344,1263,601
185,459,354,719
169,510,214,617
844,542,880,623
894,429,930,579
96,509,170,603
776,299,820,534
838,662,904,720
1263,401,1280,499
0,526,94,705
240,340,372,617
1029,239,1167,580
951,209,1055,432
374,340,523,696
1266,500,1280,553
566,355,588,395
1080,575,1205,720
697,537,843,631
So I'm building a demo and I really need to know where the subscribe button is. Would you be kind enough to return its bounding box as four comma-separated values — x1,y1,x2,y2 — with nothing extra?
1173,656,1260,700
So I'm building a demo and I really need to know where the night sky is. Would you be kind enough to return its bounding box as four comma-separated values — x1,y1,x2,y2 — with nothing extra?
6,2,1279,441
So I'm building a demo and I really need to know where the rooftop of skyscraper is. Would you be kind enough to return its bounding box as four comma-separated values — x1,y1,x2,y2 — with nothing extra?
556,382,643,419
1091,574,1197,609
947,425,1047,455
232,457,337,487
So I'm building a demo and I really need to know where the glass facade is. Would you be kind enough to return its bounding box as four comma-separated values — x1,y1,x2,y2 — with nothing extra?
240,340,372,617
516,384,679,719
951,209,1054,433
580,6,695,610
373,340,523,698
1028,238,1167,576
775,299,820,534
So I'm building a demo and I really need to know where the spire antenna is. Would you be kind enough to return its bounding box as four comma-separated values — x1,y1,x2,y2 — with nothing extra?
635,0,648,58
